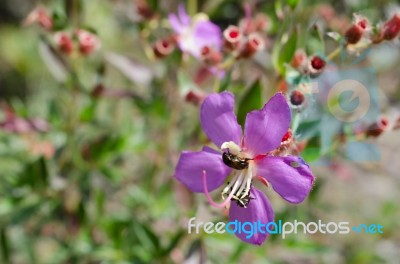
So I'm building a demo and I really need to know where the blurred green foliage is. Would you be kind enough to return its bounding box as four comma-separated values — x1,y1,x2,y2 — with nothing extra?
0,0,399,263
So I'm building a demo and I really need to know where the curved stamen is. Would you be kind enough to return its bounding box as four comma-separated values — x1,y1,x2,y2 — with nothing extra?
235,170,248,197
202,170,238,208
221,171,241,195
240,165,253,199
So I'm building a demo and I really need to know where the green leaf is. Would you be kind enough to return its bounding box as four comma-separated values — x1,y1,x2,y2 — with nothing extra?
305,24,325,55
237,80,262,126
301,137,321,163
296,119,321,140
218,70,232,92
273,28,298,76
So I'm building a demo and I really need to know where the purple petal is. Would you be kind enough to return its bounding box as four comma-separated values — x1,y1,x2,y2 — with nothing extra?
168,14,183,34
193,20,222,50
175,148,231,193
178,4,190,26
229,187,274,245
200,92,242,148
255,156,314,204
243,93,291,156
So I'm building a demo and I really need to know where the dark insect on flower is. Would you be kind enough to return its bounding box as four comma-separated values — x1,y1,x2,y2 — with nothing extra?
222,152,250,170
232,192,253,208
224,182,254,208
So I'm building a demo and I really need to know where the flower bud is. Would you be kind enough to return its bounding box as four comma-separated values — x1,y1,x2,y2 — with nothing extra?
153,38,175,58
254,14,270,32
345,14,370,44
383,14,400,40
54,32,73,55
76,30,100,55
185,90,207,106
345,24,363,44
23,7,53,31
200,46,222,66
366,116,389,137
223,25,242,51
288,89,305,110
135,0,154,19
308,55,326,77
239,18,256,35
291,49,308,72
239,33,265,58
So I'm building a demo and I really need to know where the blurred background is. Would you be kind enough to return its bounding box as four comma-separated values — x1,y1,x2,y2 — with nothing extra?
0,0,399,263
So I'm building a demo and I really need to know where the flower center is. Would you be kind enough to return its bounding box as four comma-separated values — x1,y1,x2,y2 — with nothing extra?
220,164,254,208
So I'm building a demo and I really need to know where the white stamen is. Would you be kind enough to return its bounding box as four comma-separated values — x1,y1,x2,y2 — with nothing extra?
222,171,241,196
240,164,253,199
221,171,244,200
235,169,250,198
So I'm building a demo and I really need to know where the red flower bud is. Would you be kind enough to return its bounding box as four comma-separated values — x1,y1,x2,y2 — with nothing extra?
153,38,175,58
366,116,389,137
288,89,306,110
200,46,222,66
309,55,326,77
54,32,73,55
37,8,53,31
76,30,100,55
239,33,265,58
345,24,363,44
223,25,242,50
383,14,400,40
254,14,270,32
23,7,53,31
185,90,207,106
291,49,308,72
135,0,154,19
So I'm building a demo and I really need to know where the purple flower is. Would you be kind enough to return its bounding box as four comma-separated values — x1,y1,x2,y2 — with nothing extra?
175,92,314,245
168,5,222,58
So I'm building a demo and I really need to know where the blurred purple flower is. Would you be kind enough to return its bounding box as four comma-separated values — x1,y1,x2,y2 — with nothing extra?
175,92,314,245
168,5,222,58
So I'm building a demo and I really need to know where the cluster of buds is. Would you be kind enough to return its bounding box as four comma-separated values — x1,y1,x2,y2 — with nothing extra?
291,49,326,78
54,29,100,56
344,13,400,46
153,36,176,59
222,25,265,59
23,7,53,31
